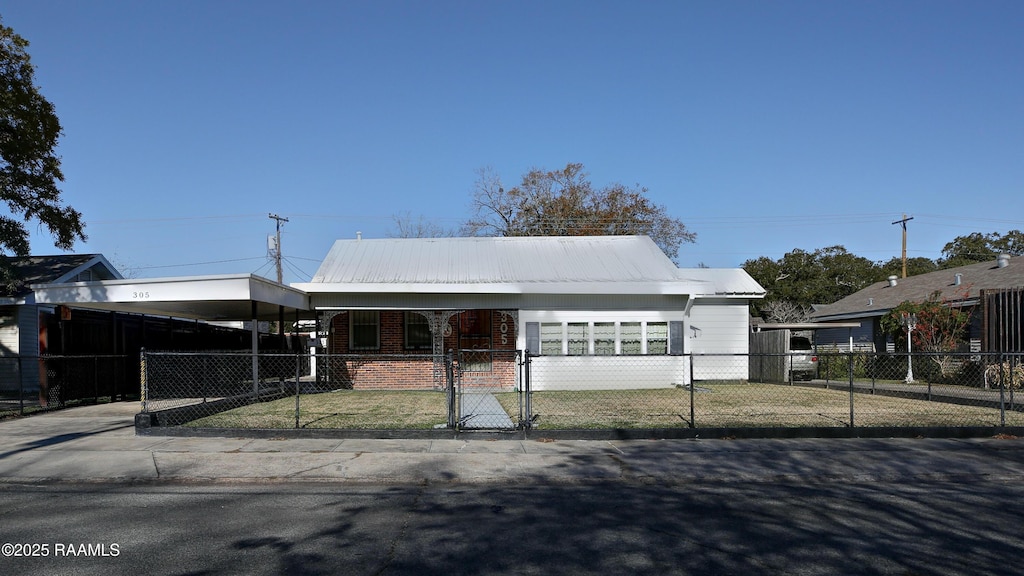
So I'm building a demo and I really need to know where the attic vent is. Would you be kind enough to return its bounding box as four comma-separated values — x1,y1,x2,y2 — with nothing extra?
997,254,1010,268
954,273,962,286
887,275,898,287
868,298,874,306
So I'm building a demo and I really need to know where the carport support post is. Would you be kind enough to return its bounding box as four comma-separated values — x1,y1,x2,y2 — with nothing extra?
252,301,259,399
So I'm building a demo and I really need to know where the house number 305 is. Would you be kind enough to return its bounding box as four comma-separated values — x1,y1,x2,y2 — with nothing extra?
133,291,150,299
499,312,509,345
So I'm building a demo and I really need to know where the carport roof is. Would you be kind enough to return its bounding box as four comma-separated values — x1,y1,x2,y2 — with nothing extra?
30,274,310,321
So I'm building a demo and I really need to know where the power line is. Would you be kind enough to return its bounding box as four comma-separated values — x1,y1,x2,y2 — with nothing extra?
134,257,265,270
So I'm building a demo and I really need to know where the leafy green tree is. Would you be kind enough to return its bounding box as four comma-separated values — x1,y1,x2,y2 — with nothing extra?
0,17,85,278
938,230,1024,269
463,163,695,263
743,246,882,318
878,256,938,278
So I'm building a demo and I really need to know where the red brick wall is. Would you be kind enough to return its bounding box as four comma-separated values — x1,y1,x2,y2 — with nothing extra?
326,310,518,390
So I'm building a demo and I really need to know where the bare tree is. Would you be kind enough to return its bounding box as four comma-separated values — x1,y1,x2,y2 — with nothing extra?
462,163,695,263
387,212,457,238
761,300,814,323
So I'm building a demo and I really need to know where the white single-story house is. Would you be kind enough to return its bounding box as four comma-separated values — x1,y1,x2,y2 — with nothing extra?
292,235,766,389
28,235,765,391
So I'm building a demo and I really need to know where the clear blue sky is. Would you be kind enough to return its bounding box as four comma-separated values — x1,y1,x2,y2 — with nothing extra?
4,1,1022,283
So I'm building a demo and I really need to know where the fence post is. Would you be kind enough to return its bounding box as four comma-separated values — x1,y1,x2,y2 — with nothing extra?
524,350,532,430
294,351,301,429
446,350,456,429
689,353,696,428
140,348,148,413
999,353,1006,427
848,352,855,429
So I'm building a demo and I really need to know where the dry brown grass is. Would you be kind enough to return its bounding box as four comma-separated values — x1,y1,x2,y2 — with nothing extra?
185,383,1023,430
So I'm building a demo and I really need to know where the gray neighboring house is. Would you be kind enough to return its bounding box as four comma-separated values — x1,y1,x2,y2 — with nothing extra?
1,255,123,391
811,254,1024,353
1,254,123,355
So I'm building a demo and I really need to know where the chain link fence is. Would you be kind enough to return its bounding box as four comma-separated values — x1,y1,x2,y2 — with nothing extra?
141,351,454,429
1,355,134,419
135,350,1024,433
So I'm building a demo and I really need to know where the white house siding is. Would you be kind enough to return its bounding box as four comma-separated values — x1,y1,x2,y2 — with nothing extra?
688,299,750,380
0,308,19,395
0,306,40,395
518,310,690,391
0,308,18,355
18,305,40,392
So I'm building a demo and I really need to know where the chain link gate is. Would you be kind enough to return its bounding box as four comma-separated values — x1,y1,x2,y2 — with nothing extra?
452,349,525,430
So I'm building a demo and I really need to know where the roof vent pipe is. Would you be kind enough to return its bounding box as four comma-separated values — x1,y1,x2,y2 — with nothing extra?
887,275,898,287
357,231,362,241
954,273,962,286
997,253,1010,268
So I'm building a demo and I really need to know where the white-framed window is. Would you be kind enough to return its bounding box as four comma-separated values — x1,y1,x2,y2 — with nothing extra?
594,322,616,356
404,312,431,349
567,322,589,355
350,311,380,350
528,320,681,356
620,322,642,355
540,323,564,355
646,322,668,355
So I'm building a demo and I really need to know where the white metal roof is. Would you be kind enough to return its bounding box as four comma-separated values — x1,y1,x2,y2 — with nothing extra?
310,236,679,283
675,268,767,297
31,274,310,321
295,236,765,298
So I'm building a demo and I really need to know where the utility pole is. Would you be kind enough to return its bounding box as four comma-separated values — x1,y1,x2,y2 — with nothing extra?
268,213,289,283
891,214,913,278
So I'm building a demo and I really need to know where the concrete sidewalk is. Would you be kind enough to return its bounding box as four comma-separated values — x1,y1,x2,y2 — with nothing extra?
2,402,1024,485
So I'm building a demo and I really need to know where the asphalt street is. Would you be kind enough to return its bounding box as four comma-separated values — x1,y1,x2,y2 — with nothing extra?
1,403,1023,575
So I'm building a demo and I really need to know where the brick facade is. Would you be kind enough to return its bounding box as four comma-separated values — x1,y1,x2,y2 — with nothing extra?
325,310,518,390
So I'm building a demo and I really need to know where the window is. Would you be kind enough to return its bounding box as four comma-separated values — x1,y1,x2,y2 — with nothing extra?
405,312,431,349
620,322,642,354
530,320,680,356
594,322,616,355
540,323,564,355
647,322,668,355
350,311,380,350
567,323,589,355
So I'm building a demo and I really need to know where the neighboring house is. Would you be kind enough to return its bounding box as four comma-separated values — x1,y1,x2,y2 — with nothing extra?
293,235,766,390
0,255,123,397
0,254,123,358
811,254,1024,353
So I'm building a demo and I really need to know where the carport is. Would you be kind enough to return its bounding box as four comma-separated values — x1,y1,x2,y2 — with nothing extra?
30,273,312,386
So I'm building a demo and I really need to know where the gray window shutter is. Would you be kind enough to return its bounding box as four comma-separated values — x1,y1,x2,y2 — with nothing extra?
525,322,540,355
669,321,684,355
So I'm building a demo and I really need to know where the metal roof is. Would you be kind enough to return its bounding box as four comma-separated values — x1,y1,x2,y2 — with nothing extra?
675,268,767,297
310,236,679,284
297,236,766,298
31,274,310,321
812,255,1024,321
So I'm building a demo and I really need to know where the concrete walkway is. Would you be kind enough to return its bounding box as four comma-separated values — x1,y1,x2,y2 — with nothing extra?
458,392,516,429
2,402,1024,484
